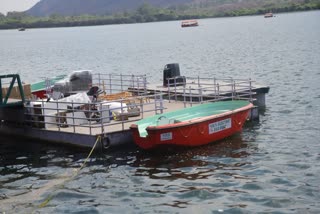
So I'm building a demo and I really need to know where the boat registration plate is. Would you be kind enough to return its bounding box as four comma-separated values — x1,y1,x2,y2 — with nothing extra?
209,118,231,134
160,132,173,141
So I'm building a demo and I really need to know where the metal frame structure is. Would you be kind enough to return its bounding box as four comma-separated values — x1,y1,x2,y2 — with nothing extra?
0,74,25,107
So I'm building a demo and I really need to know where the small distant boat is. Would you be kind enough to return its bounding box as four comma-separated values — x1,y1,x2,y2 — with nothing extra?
130,100,253,150
18,28,26,31
181,19,199,27
264,12,274,18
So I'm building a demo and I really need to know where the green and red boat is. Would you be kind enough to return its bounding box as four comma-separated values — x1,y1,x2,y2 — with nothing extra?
31,75,66,98
130,100,253,150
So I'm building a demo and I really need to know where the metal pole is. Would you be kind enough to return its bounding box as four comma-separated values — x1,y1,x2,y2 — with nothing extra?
121,100,124,130
189,86,192,107
214,77,217,101
137,77,140,96
56,101,60,132
199,88,203,103
168,79,171,103
249,78,252,102
98,73,101,89
160,93,163,114
89,102,92,135
100,102,104,134
132,74,135,91
72,101,75,133
174,78,177,101
183,86,186,108
120,74,123,92
42,99,45,128
217,83,220,101
143,75,147,95
0,79,2,105
109,73,112,94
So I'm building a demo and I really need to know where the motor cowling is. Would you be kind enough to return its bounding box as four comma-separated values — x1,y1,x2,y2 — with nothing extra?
163,63,186,87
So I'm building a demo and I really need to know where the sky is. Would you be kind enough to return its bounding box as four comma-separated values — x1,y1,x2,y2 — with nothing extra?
0,0,40,15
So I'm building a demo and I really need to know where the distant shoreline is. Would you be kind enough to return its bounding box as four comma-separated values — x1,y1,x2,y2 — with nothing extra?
1,8,319,30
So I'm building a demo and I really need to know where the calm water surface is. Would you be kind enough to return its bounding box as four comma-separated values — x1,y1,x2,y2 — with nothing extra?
1,11,320,213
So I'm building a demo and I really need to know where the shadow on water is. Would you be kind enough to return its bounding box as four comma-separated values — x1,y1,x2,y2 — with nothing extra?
0,123,260,213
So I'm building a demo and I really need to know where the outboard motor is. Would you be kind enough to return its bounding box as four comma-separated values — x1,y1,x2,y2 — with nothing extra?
69,70,92,91
163,63,186,87
52,70,93,97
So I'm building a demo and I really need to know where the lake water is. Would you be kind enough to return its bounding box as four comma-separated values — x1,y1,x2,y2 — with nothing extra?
1,11,320,213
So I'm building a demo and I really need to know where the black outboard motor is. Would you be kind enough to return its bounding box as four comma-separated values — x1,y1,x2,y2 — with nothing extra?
163,63,186,87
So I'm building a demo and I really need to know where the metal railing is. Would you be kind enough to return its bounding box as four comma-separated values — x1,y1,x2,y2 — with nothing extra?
20,72,256,135
93,73,148,96
24,92,165,135
165,76,256,107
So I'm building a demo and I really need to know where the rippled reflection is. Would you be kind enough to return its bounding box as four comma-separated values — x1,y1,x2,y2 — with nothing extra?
1,11,320,213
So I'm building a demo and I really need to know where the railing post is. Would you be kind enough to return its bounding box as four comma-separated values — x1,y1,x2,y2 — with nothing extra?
0,79,2,105
140,97,144,119
143,75,147,95
199,88,203,103
232,79,235,100
183,86,186,108
100,102,104,134
72,101,75,133
89,102,92,135
137,77,140,96
214,77,217,101
109,73,112,94
174,78,177,101
160,93,163,114
249,78,252,102
189,86,192,107
120,74,123,92
132,74,135,90
121,100,124,130
217,83,220,101
56,101,60,132
42,99,45,128
168,80,171,103
154,93,157,115
98,73,101,89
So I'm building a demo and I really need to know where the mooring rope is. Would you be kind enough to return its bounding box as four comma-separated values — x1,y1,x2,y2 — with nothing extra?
36,135,102,209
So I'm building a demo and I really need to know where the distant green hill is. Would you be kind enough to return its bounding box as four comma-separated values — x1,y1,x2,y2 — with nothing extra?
26,0,193,16
25,0,320,17
0,0,319,29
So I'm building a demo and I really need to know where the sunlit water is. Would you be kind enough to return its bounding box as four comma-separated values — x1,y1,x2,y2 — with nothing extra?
1,11,320,213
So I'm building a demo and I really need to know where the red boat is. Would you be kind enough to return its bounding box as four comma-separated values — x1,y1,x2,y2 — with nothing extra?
264,12,274,18
181,19,199,27
31,75,66,99
130,100,253,150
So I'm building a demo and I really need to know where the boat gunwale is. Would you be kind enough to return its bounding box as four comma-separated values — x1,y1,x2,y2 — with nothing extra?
130,102,253,133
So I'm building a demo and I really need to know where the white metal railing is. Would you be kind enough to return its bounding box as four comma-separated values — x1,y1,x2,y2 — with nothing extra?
24,92,165,135
93,73,148,96
165,76,256,107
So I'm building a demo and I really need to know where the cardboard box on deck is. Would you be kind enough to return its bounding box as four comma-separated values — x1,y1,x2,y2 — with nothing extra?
1,84,32,99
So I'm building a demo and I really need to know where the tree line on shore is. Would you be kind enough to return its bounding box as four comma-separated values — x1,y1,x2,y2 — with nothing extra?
0,1,319,30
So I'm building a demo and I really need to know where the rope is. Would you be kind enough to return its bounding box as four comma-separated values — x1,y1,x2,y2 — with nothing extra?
37,135,102,209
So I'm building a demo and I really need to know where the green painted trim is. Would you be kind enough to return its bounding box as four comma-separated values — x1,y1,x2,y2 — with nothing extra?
0,74,25,107
31,74,67,92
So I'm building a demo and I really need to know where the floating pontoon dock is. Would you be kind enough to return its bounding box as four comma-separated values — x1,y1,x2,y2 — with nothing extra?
0,72,269,149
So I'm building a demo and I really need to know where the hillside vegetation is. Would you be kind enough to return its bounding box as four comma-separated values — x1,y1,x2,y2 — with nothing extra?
0,0,319,29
